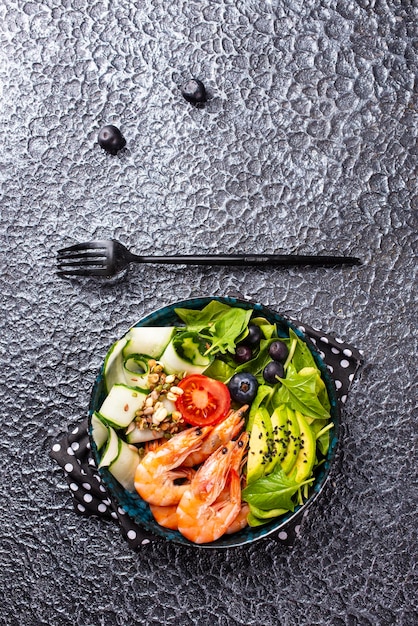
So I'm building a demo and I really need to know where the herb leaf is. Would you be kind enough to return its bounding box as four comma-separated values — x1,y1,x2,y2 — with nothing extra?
274,364,330,420
242,465,310,511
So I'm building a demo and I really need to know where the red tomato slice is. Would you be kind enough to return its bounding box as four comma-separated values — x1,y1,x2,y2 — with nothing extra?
175,374,231,427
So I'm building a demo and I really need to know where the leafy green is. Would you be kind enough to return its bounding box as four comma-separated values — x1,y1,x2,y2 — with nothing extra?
245,385,274,431
242,465,313,512
204,308,252,355
273,363,330,420
174,302,252,357
203,358,235,382
289,328,319,373
174,300,232,333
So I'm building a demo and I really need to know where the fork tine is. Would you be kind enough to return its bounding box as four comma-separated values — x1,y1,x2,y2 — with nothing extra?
56,267,110,277
57,250,107,261
57,240,109,255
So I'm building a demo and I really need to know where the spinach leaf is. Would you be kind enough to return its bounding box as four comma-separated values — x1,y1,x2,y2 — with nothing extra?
205,307,252,355
274,363,330,419
174,301,232,333
289,328,320,373
202,358,235,382
242,465,312,512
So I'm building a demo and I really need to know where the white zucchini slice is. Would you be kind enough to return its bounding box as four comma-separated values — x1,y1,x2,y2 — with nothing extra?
123,354,153,389
91,412,109,450
125,426,164,444
98,426,119,468
98,383,148,428
104,337,128,393
160,335,212,375
123,326,175,359
108,440,140,492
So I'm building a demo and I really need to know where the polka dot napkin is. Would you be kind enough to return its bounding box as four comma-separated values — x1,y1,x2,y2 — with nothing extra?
50,320,363,550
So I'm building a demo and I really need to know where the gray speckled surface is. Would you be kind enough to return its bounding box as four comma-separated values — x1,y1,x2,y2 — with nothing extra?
0,0,417,624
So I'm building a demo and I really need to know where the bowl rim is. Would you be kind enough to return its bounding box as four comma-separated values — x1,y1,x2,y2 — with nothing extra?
88,295,340,549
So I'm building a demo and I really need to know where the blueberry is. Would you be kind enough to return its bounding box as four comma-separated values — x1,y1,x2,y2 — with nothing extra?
98,125,126,155
268,340,289,363
238,324,263,348
228,372,259,404
180,78,207,105
235,345,252,363
263,361,284,385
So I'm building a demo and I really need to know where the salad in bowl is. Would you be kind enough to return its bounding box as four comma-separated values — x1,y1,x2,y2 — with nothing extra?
88,296,339,548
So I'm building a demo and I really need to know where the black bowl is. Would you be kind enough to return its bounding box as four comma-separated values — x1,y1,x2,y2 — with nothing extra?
88,296,340,548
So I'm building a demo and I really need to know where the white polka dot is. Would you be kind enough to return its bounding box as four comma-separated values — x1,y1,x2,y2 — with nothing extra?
141,539,151,545
80,469,86,476
69,483,79,491
86,442,91,449
99,485,107,493
327,365,334,373
71,441,79,451
98,503,108,513
77,504,86,513
118,507,126,515
93,474,101,482
343,348,353,357
103,499,111,506
310,337,317,344
127,530,137,540
320,336,329,344
52,443,61,452
341,395,347,403
88,459,96,466
83,493,93,503
359,349,364,356
349,373,355,382
335,380,342,390
340,359,350,368
110,511,118,519
82,482,91,490
335,337,344,344
298,326,305,333
66,447,75,456
72,426,79,435
331,347,340,354
64,463,74,473
319,351,325,360
278,531,288,540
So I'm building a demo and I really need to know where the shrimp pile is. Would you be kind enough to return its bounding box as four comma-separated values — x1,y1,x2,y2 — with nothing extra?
134,406,249,544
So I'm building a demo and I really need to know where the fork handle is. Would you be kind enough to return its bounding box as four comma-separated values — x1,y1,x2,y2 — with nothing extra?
130,254,361,267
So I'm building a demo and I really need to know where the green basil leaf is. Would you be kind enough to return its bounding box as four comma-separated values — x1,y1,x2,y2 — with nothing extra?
274,368,330,420
242,466,302,511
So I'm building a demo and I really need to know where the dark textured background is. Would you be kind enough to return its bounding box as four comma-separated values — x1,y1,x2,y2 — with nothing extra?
0,0,417,624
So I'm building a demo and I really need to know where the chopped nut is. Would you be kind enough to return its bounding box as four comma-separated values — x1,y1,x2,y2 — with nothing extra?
165,374,176,384
170,386,184,395
152,407,168,424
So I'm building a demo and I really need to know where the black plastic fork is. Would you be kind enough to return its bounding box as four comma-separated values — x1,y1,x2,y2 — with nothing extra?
56,239,361,278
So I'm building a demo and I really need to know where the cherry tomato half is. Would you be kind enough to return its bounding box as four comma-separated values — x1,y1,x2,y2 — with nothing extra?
175,374,231,427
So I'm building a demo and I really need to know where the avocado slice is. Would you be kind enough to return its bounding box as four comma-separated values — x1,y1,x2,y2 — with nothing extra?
291,411,316,483
279,406,301,475
246,407,273,484
264,405,290,474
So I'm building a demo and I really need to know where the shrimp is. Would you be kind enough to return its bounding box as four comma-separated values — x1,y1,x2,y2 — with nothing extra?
149,504,178,530
216,431,250,535
225,503,250,534
182,405,248,467
176,432,248,544
134,426,211,506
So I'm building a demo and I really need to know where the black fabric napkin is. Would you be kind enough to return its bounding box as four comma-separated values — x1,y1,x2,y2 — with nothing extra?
50,319,363,550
